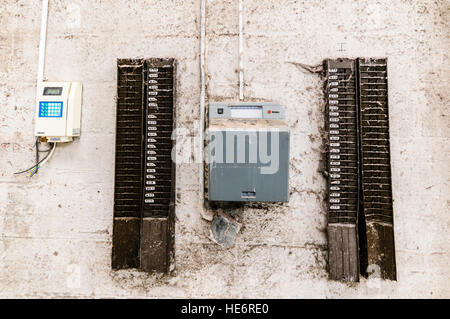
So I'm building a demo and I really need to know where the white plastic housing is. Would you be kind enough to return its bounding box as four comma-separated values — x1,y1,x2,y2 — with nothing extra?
34,81,82,142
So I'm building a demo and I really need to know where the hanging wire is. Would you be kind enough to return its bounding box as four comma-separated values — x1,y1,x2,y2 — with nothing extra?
35,137,40,175
28,165,39,177
14,142,56,176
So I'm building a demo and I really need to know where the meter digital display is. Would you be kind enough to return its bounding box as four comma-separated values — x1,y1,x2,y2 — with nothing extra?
43,87,63,96
39,101,63,117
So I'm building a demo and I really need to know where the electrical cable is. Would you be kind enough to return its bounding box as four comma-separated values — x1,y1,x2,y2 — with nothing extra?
35,139,52,153
28,165,39,177
33,137,52,152
35,137,40,175
14,142,56,175
38,142,56,168
29,138,52,178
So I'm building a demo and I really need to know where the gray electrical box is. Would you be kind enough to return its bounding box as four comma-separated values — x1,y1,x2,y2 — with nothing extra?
207,102,290,202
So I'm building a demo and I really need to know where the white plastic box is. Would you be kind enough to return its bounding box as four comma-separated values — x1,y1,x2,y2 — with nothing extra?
34,81,82,142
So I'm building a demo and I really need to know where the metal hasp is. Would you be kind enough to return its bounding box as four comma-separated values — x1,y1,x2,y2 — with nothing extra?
324,58,396,282
207,102,290,202
112,58,176,273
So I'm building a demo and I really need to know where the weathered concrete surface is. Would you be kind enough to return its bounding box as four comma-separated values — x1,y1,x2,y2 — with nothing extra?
0,0,449,298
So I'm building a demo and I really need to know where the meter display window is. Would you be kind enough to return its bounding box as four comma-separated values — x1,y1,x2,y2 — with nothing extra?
43,87,63,96
39,101,63,117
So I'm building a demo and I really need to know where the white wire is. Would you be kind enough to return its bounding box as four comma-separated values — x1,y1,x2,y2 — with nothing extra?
37,0,49,83
199,0,206,202
39,142,57,168
239,0,244,100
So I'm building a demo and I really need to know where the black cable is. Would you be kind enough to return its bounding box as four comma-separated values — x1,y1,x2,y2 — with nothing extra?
14,142,55,175
35,138,40,175
34,137,52,152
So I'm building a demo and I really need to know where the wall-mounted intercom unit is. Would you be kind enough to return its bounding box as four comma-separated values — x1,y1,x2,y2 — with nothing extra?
207,102,290,202
35,81,82,142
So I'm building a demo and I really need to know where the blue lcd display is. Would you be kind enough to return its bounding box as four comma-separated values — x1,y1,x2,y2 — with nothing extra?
39,101,63,118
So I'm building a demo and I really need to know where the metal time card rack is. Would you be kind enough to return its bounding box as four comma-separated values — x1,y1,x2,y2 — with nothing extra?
357,58,396,280
325,58,360,282
112,58,176,273
324,58,396,282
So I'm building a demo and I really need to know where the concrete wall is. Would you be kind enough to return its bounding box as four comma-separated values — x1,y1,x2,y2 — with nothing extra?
0,0,448,298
